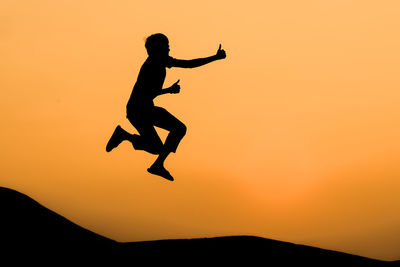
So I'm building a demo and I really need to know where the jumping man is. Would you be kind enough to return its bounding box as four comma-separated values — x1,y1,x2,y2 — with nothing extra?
106,33,227,181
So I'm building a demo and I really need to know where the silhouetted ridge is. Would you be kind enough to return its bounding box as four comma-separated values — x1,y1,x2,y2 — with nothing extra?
122,236,392,265
0,186,116,256
1,186,397,265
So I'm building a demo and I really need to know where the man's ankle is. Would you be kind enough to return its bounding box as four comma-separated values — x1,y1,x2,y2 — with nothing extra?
151,162,164,169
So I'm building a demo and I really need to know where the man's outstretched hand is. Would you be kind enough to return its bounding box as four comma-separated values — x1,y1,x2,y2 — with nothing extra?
215,44,226,60
169,79,181,94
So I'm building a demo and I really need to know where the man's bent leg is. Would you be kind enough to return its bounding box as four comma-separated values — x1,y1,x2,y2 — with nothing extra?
152,107,187,153
129,134,162,155
127,114,164,155
146,107,187,181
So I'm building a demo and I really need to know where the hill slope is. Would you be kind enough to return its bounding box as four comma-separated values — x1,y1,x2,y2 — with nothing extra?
0,186,117,261
0,186,397,265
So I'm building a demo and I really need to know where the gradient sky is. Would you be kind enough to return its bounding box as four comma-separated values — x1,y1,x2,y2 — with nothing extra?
1,0,400,261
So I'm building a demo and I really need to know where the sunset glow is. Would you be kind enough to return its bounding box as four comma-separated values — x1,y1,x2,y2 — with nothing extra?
1,0,400,260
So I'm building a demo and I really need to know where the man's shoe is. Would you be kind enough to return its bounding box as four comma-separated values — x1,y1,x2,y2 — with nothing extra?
106,125,125,152
147,165,174,181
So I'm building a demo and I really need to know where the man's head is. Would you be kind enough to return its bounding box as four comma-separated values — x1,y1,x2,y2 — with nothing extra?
145,33,170,58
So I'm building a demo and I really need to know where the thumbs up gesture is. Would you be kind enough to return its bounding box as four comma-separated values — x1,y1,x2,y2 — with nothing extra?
169,79,181,94
215,44,226,60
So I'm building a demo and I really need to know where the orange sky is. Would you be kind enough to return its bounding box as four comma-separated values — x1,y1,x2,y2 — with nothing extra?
1,0,400,261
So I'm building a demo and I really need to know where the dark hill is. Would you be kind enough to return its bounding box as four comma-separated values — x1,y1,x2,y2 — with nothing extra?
0,186,117,261
0,186,397,265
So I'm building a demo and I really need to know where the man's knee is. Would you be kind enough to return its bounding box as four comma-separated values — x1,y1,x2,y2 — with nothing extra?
176,123,187,137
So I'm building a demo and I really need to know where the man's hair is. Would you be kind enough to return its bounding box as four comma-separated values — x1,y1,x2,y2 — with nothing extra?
145,33,169,56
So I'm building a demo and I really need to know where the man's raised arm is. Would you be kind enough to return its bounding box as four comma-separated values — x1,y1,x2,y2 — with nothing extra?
171,44,226,68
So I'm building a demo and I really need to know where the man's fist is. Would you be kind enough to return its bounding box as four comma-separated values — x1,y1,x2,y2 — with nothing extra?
170,80,181,94
216,44,226,60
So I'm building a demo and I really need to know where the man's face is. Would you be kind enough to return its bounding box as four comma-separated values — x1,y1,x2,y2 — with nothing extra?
156,41,169,60
162,41,170,56
149,39,169,59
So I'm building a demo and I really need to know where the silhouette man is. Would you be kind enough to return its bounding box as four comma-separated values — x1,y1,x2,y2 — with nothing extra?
106,33,227,181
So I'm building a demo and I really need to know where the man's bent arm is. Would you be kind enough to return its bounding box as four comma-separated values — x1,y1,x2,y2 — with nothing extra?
152,88,170,98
